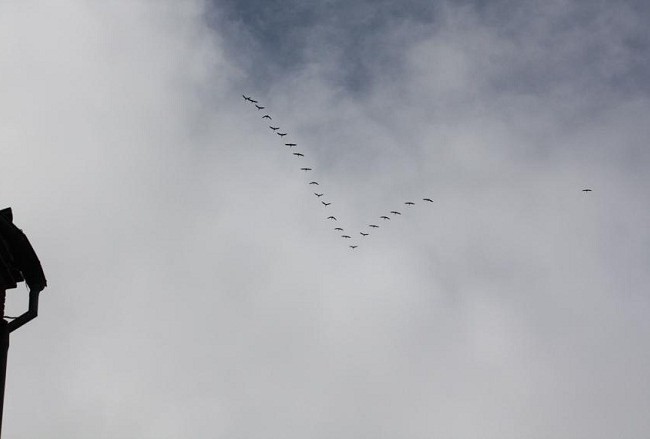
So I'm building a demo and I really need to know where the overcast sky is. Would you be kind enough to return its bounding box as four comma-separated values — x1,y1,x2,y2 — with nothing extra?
1,0,650,437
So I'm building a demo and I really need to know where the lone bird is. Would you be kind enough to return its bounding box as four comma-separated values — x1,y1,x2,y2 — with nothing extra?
301,167,312,171
255,104,265,110
380,216,390,220
334,227,344,231
350,245,358,249
322,201,331,206
582,189,592,192
341,235,351,239
405,201,415,206
269,126,280,131
423,198,433,202
360,232,369,236
262,115,272,120
285,143,297,147
309,181,319,185
390,211,401,215
293,152,304,157
327,216,337,221
277,132,288,137
369,224,379,228
314,193,324,197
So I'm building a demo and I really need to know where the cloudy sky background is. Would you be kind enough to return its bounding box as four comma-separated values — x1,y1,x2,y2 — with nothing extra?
1,0,650,437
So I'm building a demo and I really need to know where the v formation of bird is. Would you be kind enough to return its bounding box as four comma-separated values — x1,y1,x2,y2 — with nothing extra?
242,94,593,249
241,94,438,249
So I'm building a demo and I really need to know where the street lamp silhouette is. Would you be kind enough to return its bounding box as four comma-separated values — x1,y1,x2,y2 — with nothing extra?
0,207,47,437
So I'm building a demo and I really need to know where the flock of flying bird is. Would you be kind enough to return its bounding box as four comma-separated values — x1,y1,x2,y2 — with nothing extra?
242,94,594,248
242,94,436,250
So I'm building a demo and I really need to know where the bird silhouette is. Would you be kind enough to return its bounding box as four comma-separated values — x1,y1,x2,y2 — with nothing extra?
582,189,592,192
277,132,287,137
255,104,265,110
285,143,297,147
249,98,258,104
301,167,312,171
341,235,351,239
390,211,401,215
360,232,369,236
270,126,280,131
315,193,324,197
405,201,415,206
423,198,433,202
242,94,253,102
334,227,344,231
293,152,304,157
322,201,331,206
350,245,358,249
309,181,319,185
369,224,379,228
327,216,337,220
262,115,272,120
380,216,390,220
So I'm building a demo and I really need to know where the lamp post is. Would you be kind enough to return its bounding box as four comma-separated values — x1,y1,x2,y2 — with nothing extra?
0,207,46,437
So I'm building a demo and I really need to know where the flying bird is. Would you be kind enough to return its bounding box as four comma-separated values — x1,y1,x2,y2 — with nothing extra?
285,143,297,147
350,245,358,249
249,98,258,104
369,224,379,228
242,94,253,102
269,126,280,131
380,216,390,220
277,132,288,137
314,193,324,197
293,152,304,157
334,227,344,231
262,115,272,120
301,167,312,171
390,211,401,215
423,198,433,202
255,104,265,110
360,232,369,236
322,201,331,206
582,189,592,192
327,216,337,221
309,181,319,185
405,201,415,206
341,235,351,239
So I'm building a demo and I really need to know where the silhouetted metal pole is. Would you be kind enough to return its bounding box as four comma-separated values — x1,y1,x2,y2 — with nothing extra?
0,207,46,437
0,297,7,437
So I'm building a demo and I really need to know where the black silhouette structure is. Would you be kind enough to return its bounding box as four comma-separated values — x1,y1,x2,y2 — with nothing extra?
0,207,47,435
